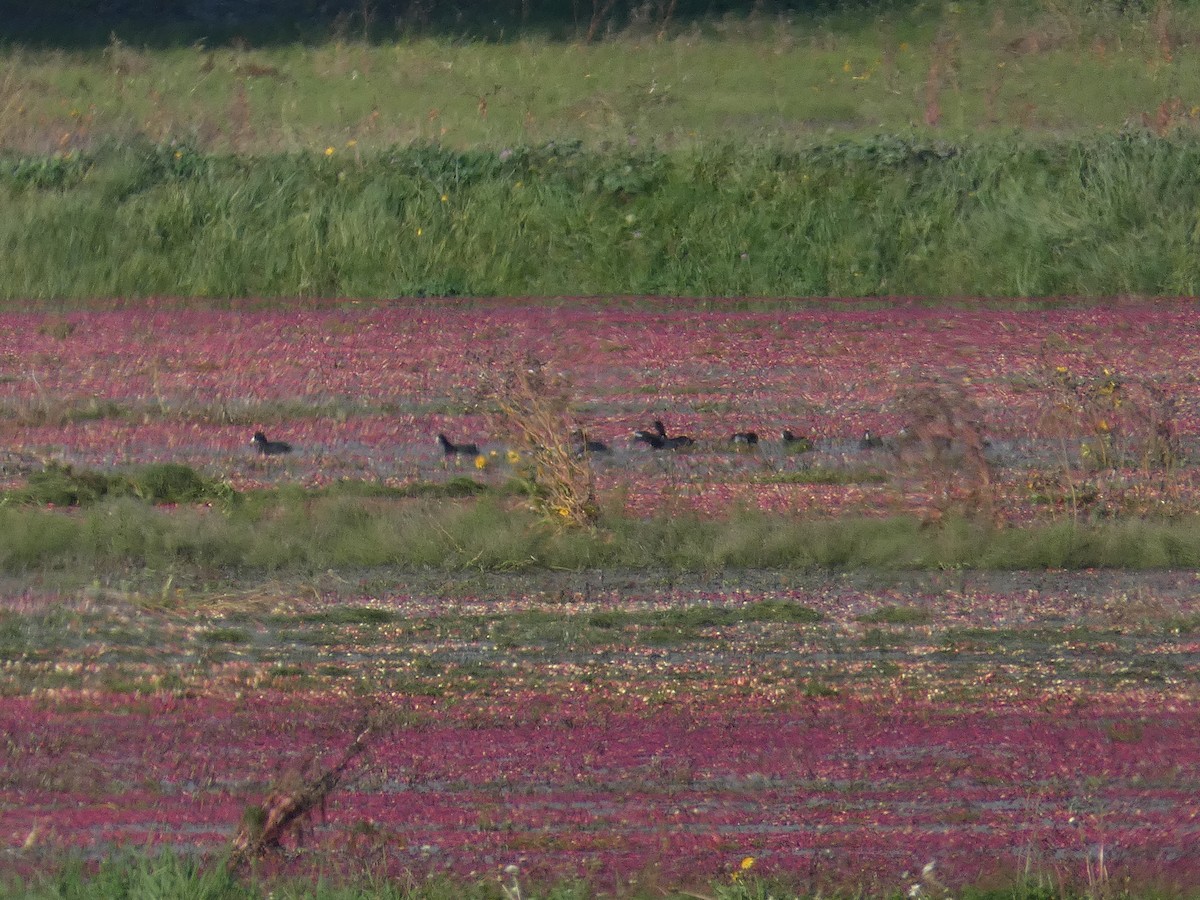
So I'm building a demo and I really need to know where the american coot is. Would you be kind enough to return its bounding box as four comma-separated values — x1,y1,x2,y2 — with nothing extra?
572,430,611,454
859,430,885,450
635,420,693,450
662,434,695,450
438,433,481,457
633,428,666,448
781,430,814,452
251,431,293,455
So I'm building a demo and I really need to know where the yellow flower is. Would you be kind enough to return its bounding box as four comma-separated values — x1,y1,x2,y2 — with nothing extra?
1055,365,1068,374
475,454,488,470
324,146,335,156
440,193,449,203
416,227,423,237
506,449,522,465
1097,419,1109,432
346,138,358,147
740,856,755,870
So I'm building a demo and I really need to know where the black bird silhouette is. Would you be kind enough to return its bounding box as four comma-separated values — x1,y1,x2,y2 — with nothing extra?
859,430,885,450
632,428,665,448
438,433,480,457
662,434,695,449
251,431,292,455
633,419,666,447
781,430,814,451
656,420,695,450
573,430,611,454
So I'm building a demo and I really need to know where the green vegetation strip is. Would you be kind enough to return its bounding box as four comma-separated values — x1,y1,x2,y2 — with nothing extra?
1,849,1115,900
5,136,1200,299
6,476,1200,576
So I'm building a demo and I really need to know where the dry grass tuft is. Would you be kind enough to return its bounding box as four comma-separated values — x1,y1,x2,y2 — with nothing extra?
478,352,599,530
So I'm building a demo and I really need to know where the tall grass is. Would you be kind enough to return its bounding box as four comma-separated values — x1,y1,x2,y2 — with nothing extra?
4,135,1200,299
5,491,1200,577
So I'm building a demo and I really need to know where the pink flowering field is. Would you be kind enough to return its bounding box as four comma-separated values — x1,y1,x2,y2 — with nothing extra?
3,296,1200,522
2,297,1199,895
2,569,1198,894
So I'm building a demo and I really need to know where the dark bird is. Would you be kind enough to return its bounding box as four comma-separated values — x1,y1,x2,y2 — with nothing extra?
731,431,759,447
635,419,692,450
658,420,695,450
781,430,814,452
632,428,666,449
573,430,611,454
661,434,695,450
438,433,480,457
859,430,885,450
251,431,292,455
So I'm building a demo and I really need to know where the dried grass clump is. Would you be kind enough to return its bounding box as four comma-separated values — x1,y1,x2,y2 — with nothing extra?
890,377,993,524
478,352,599,530
1037,350,1183,519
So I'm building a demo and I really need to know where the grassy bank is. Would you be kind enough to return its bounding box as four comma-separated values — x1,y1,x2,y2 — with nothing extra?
6,478,1200,579
5,135,1200,299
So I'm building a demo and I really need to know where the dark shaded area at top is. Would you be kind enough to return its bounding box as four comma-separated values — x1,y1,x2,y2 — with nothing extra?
0,0,891,48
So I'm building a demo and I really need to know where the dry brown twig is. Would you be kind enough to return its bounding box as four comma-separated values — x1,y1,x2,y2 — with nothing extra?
227,722,374,873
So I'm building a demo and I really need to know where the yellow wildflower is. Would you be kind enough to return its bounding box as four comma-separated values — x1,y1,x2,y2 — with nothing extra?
324,146,335,156
506,449,522,465
475,454,488,470
740,856,755,870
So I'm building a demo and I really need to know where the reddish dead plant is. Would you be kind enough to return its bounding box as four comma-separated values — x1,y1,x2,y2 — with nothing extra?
227,722,373,873
478,352,600,530
890,378,993,524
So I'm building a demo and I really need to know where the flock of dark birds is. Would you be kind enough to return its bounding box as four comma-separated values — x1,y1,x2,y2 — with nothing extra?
249,420,842,461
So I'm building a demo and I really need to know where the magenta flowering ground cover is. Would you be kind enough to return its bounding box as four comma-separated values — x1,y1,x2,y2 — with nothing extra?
3,298,1200,894
2,569,1199,893
4,297,1200,521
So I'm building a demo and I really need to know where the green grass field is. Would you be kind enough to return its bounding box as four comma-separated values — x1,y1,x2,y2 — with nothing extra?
3,1,1200,299
5,4,1200,154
